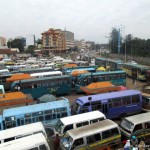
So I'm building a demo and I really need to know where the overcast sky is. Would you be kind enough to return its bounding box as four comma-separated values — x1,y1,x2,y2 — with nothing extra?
0,0,150,43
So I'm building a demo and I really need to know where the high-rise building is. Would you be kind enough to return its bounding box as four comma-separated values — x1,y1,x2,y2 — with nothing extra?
63,31,74,50
41,28,66,53
0,37,6,47
26,34,35,47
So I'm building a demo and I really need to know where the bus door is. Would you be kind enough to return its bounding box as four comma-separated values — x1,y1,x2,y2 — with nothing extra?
102,102,108,116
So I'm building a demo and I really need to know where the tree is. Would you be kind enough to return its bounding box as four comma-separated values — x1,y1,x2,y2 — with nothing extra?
109,28,121,54
26,45,35,54
7,39,24,53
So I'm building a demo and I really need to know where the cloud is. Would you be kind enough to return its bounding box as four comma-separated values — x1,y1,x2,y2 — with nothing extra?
0,0,150,43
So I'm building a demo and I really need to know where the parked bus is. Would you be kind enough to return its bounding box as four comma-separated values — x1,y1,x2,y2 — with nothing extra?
0,91,34,107
106,59,123,71
0,133,50,150
30,71,62,78
0,122,47,143
6,73,32,82
1,98,70,130
0,115,3,130
122,63,150,81
54,111,106,136
62,65,98,74
72,90,142,119
119,112,150,141
10,75,72,99
0,69,12,90
75,70,126,92
11,67,54,74
95,57,107,68
60,119,121,150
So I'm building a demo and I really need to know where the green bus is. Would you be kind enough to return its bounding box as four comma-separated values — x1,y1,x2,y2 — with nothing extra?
10,75,72,99
75,70,126,92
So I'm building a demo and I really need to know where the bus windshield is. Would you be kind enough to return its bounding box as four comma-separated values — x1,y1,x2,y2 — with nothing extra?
120,119,134,133
61,133,73,150
55,120,65,134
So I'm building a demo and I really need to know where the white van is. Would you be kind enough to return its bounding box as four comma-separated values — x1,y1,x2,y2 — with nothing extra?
119,112,150,139
60,119,121,150
54,111,106,136
0,122,47,144
0,133,50,150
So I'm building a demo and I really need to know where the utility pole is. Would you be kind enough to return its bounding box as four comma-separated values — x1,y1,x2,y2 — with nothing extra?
118,28,121,54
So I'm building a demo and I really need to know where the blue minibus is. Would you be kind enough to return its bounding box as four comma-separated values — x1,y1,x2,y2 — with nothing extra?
71,90,142,119
1,98,70,130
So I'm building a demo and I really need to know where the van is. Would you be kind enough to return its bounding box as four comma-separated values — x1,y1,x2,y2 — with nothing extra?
60,119,121,150
54,111,106,136
119,112,150,140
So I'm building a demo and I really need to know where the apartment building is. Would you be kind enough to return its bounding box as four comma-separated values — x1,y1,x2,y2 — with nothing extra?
41,28,66,53
0,37,6,47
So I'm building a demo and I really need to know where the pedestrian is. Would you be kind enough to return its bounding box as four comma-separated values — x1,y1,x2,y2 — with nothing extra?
54,133,60,150
130,136,138,148
133,77,136,84
138,141,145,150
124,140,131,150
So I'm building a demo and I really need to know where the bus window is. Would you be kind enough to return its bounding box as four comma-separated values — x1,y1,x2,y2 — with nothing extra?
64,124,73,133
80,107,89,113
144,122,150,129
39,144,47,150
132,95,140,104
87,133,101,144
90,117,104,123
91,102,101,111
76,121,89,128
111,128,119,136
122,96,131,105
102,130,110,139
133,124,142,132
71,138,84,150
112,98,122,107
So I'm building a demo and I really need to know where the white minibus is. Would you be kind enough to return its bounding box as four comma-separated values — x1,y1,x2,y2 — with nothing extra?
0,122,47,144
54,111,106,136
60,119,121,150
0,133,50,150
119,112,150,140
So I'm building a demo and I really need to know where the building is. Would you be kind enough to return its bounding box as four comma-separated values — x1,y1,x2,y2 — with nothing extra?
63,31,74,50
0,37,6,47
41,28,66,53
26,34,35,47
85,41,95,51
74,39,86,51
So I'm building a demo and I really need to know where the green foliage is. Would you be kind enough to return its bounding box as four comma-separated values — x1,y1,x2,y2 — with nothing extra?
109,27,150,57
7,39,24,53
121,35,150,57
26,45,35,54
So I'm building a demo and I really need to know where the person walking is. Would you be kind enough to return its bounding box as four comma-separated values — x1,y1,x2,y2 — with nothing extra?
130,136,138,148
54,134,60,150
